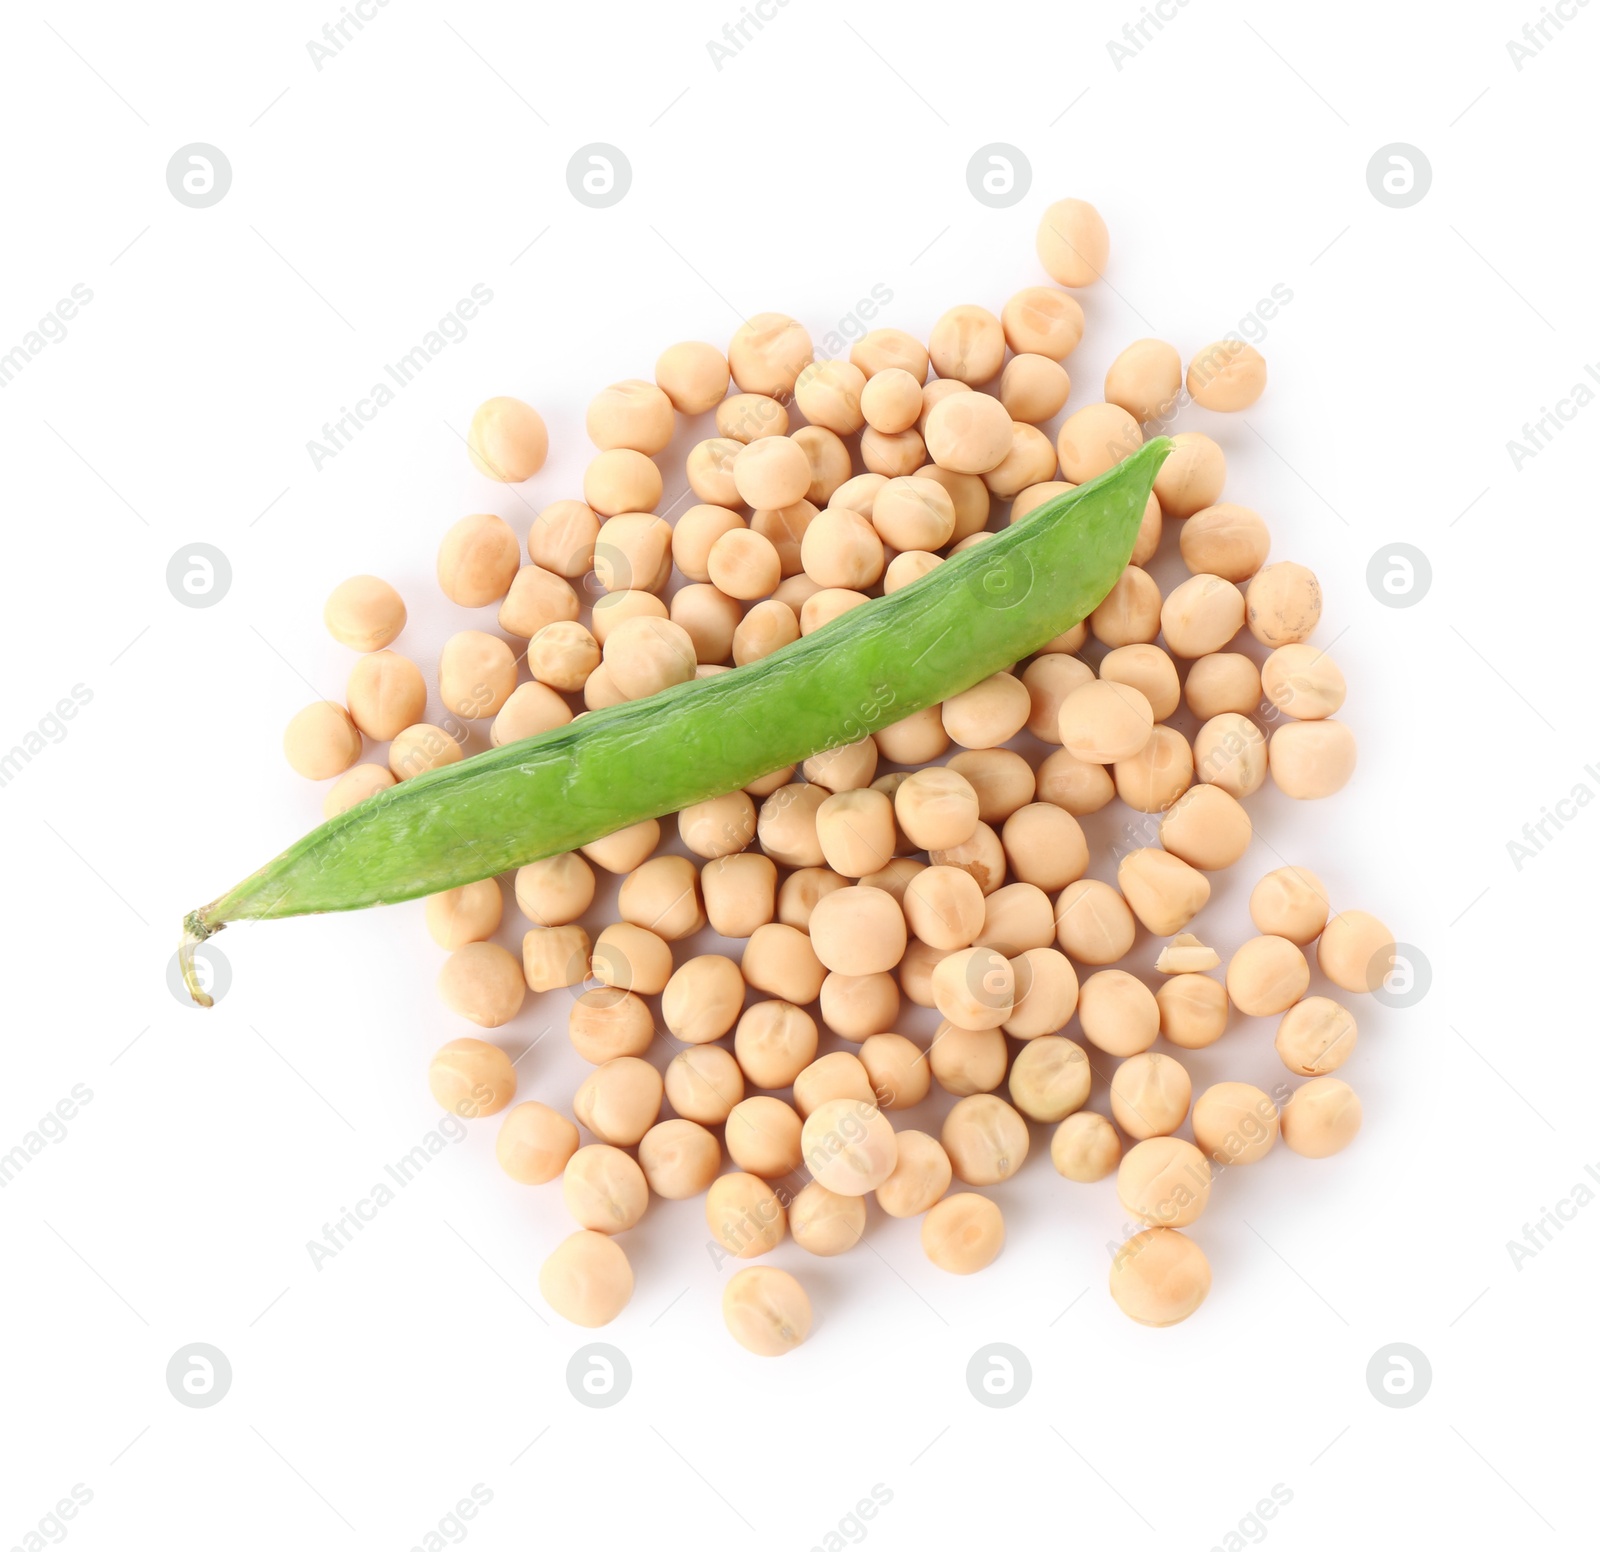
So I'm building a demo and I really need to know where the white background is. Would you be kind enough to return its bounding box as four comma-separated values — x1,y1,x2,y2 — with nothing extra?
2,1,1596,1548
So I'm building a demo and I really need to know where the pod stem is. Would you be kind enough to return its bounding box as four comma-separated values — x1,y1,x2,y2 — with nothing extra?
180,910,221,1008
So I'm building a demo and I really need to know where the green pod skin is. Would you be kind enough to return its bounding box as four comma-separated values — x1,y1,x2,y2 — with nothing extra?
181,439,1170,1003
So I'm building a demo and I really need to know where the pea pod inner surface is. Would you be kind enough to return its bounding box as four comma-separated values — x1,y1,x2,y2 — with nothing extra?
181,439,1170,1004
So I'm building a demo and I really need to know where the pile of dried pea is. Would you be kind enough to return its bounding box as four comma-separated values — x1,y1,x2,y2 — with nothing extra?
285,195,1389,1348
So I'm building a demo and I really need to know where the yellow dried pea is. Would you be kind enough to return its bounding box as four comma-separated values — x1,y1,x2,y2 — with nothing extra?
497,1102,580,1185
1035,197,1109,287
922,1193,1004,1274
723,1266,812,1355
467,396,547,483
655,340,730,414
437,513,520,607
284,701,361,780
540,1230,633,1327
1192,1083,1279,1165
324,763,395,817
1109,1228,1210,1326
428,1036,516,1118
639,1119,722,1200
324,575,405,651
1187,339,1267,411
425,879,502,950
1051,1111,1121,1182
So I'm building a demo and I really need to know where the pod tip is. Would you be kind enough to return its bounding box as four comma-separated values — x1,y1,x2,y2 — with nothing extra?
180,911,219,1008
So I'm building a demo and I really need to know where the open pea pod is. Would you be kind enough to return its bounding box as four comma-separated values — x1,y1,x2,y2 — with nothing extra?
181,437,1171,1003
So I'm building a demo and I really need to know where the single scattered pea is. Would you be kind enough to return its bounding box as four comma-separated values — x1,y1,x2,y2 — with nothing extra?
1185,653,1262,721
1109,1229,1210,1326
1152,431,1225,518
793,1052,876,1119
1249,866,1330,944
323,763,395,817
1180,504,1271,582
1058,403,1142,484
1155,973,1229,1049
1159,784,1252,871
1160,573,1246,658
1002,285,1085,358
496,1102,580,1185
425,879,502,950
655,340,730,414
1193,712,1268,800
428,1037,516,1119
1054,881,1137,966
729,312,812,399
1117,1136,1212,1228
795,359,867,434
618,854,704,941
942,1094,1029,1184
860,367,925,433
569,988,653,1063
922,1192,1005,1274
1001,943,1078,1036
895,767,980,851
1276,996,1358,1076
929,1023,1007,1097
1117,848,1211,937
725,1096,804,1178
1008,1035,1091,1122
1036,198,1109,287
437,513,520,607
584,448,663,517
734,1001,819,1090
528,500,601,579
563,1144,648,1234
858,1031,929,1110
1099,643,1180,721
788,1180,867,1256
591,923,673,996
324,575,406,651
664,1044,745,1125
1261,642,1346,720
1280,1077,1362,1157
875,1130,952,1217
539,1230,633,1327
573,1056,662,1146
1270,720,1358,799
587,379,675,455
1226,935,1311,1017
1318,910,1396,993
1104,338,1181,424
284,702,361,781
1051,1111,1122,1182
437,942,525,1028
439,630,518,719
723,1266,812,1355
1187,340,1267,411
1000,353,1072,423
1246,562,1322,647
516,852,596,927
742,922,825,1004
808,886,906,977
467,396,547,482
801,1098,898,1195
928,304,1006,385
1110,1052,1192,1139
522,925,591,995
1192,1082,1279,1165
638,1119,722,1199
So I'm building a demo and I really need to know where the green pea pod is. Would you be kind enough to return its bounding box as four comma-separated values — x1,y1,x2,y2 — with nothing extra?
181,438,1170,1004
